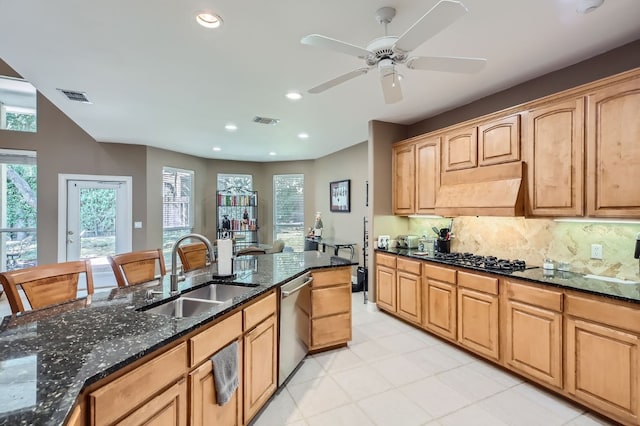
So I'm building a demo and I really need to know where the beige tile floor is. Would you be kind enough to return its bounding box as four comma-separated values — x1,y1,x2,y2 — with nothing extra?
253,292,616,426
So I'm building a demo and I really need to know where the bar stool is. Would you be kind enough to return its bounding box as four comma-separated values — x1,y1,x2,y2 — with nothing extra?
108,248,166,287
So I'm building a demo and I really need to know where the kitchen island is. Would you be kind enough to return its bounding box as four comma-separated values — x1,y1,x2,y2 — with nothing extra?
0,251,355,426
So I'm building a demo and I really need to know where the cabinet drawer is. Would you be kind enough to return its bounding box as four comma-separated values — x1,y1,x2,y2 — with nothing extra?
506,280,562,312
397,257,421,275
376,253,397,269
423,263,456,284
189,311,242,367
244,291,276,331
565,293,640,334
458,271,498,295
311,313,351,348
89,342,188,426
312,284,351,317
312,267,351,288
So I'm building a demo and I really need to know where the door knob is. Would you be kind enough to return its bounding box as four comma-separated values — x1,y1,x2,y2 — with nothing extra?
68,230,74,235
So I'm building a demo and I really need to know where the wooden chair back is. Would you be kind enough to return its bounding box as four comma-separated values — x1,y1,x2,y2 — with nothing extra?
177,242,210,272
0,260,94,314
108,248,166,287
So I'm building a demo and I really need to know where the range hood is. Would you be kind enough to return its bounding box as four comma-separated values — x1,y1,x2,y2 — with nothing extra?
435,161,525,217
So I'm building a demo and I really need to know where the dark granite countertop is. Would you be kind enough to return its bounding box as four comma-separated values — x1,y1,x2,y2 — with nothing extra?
376,248,640,303
0,251,355,426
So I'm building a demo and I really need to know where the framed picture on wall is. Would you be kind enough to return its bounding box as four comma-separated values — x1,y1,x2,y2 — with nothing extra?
329,179,350,212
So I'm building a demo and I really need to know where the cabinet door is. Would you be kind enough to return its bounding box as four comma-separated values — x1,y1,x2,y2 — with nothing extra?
505,300,562,388
393,143,416,214
397,272,421,324
415,137,441,214
189,342,242,426
423,278,456,341
566,317,639,424
586,77,640,217
457,287,499,361
243,315,277,423
524,98,584,216
478,115,520,166
375,265,396,313
443,126,477,171
117,379,187,426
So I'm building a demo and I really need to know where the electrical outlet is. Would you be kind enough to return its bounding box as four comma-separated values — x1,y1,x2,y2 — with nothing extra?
591,243,603,260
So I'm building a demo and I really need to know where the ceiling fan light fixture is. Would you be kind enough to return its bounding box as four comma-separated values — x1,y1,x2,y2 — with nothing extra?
196,12,223,28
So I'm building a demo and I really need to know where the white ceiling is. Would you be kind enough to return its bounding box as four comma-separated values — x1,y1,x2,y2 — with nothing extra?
0,0,639,162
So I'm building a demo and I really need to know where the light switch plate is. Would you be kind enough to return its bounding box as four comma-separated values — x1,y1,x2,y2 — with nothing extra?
134,221,143,229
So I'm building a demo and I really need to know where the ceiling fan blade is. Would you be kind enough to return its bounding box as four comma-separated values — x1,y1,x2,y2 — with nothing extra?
301,34,372,58
394,0,468,53
308,68,370,94
406,56,487,73
380,72,403,104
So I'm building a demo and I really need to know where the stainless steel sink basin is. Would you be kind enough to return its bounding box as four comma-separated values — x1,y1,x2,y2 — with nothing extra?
143,297,223,318
183,283,255,302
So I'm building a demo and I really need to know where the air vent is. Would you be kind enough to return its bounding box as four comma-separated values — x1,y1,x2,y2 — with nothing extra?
252,116,280,125
57,89,92,104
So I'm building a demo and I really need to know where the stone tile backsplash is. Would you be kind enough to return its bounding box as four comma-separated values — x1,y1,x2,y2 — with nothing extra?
408,216,640,280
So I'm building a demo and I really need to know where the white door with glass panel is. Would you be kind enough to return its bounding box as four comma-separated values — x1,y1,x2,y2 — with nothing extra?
66,179,131,261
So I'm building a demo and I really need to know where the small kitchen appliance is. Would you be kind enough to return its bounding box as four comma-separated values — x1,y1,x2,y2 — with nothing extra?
397,235,420,249
377,235,390,250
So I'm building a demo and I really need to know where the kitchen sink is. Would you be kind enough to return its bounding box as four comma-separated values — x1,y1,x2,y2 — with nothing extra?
184,283,257,302
143,297,223,318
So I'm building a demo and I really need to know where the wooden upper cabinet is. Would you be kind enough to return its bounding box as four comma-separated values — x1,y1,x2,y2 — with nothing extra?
478,114,521,166
443,126,477,171
586,76,640,217
415,136,441,214
393,143,416,214
524,97,585,217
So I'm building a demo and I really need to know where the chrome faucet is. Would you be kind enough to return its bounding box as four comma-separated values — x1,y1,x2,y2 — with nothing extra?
170,233,215,295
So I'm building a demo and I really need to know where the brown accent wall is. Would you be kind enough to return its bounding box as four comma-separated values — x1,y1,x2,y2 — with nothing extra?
408,38,640,136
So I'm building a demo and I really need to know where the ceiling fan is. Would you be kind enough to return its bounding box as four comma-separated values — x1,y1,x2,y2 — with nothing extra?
300,0,487,104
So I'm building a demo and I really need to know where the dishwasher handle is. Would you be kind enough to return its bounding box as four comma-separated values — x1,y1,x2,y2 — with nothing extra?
282,276,313,298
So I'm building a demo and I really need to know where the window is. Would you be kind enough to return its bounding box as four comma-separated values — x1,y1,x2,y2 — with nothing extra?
0,76,37,133
162,167,194,266
274,174,304,252
217,173,252,191
0,149,37,271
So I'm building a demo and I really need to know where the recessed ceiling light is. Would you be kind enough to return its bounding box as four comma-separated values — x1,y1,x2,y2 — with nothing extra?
269,152,277,156
298,132,309,139
285,91,303,101
225,123,237,131
212,147,221,151
576,0,604,14
196,12,223,28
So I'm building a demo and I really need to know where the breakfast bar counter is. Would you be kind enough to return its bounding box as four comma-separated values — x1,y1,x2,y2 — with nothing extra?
0,251,354,426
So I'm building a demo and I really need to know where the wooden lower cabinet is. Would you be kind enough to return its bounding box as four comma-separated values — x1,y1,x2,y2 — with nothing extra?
503,280,563,389
88,343,188,426
310,267,352,350
189,341,243,426
456,272,500,361
565,292,640,425
118,379,187,426
397,269,421,324
423,278,457,341
243,314,278,423
376,264,396,312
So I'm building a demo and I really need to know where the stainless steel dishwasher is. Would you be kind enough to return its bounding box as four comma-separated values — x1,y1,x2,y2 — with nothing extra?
278,272,312,386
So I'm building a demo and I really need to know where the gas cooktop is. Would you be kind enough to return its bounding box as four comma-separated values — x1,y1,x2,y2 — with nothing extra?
432,252,536,272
